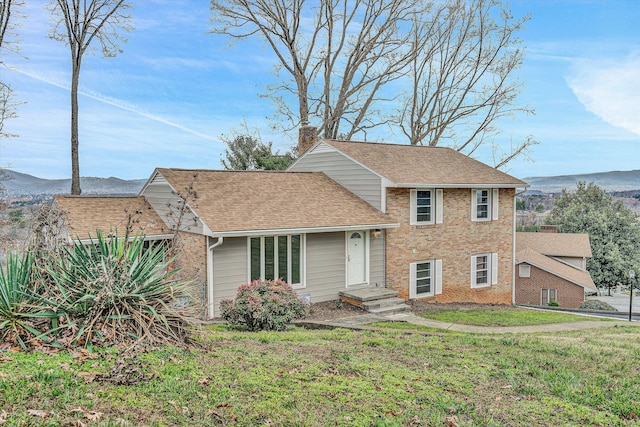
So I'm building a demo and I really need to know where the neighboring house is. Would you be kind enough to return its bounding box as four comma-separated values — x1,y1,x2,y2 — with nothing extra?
54,128,528,318
515,232,596,308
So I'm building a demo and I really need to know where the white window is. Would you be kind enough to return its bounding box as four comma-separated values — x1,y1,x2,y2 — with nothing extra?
541,288,557,305
410,259,442,298
519,264,531,278
249,235,304,288
471,189,499,221
410,188,443,225
471,253,498,288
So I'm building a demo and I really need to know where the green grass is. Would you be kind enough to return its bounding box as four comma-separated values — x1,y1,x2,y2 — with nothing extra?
417,309,606,327
368,321,446,333
1,324,639,426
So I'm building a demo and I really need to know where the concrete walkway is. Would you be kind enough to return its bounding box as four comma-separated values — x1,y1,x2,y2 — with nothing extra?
301,312,639,334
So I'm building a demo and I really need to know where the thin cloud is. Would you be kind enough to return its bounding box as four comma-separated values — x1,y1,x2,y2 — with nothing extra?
9,67,219,142
566,54,640,137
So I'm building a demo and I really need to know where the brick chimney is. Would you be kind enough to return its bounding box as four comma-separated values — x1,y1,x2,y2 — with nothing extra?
298,125,318,156
540,225,558,233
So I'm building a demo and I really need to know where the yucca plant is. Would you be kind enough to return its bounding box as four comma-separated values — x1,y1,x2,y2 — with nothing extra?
43,231,196,347
0,251,55,349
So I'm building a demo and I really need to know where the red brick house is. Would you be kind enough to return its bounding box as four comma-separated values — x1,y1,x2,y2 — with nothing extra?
515,232,596,308
55,131,528,318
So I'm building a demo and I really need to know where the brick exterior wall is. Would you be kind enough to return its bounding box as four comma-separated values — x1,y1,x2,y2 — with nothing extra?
515,263,586,308
171,231,208,313
385,188,515,304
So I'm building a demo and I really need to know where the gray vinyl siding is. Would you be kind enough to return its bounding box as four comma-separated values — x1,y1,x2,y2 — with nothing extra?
370,233,385,287
290,147,383,210
210,232,384,313
211,237,247,317
552,256,585,270
142,174,206,234
304,232,347,303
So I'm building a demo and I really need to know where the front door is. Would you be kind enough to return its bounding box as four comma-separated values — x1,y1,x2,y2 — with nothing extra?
347,231,367,287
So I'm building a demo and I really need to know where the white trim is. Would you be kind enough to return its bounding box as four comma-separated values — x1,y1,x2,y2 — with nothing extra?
410,259,437,298
395,183,526,189
345,230,370,288
471,189,492,222
491,252,499,285
471,253,492,289
410,188,435,226
246,234,306,288
470,255,477,288
76,233,175,245
435,259,443,295
515,260,595,290
211,223,399,238
206,236,224,319
140,169,209,234
435,189,443,224
319,142,388,181
286,140,329,170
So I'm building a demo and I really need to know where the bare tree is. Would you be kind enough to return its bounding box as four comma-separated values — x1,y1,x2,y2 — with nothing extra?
0,0,24,139
211,0,417,141
48,0,132,195
399,0,535,166
211,0,534,167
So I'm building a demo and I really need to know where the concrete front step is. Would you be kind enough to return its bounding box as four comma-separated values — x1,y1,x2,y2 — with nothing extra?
339,288,411,314
367,303,411,316
362,297,407,310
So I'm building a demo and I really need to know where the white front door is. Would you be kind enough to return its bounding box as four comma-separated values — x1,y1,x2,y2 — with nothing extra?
347,231,367,287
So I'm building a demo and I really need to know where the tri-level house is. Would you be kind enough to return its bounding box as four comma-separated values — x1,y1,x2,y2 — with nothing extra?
54,128,528,318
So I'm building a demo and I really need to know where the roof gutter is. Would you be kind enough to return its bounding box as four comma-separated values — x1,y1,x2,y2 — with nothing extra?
207,223,400,238
394,183,529,189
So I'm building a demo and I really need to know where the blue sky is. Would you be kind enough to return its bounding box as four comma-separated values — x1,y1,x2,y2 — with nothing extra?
1,0,638,181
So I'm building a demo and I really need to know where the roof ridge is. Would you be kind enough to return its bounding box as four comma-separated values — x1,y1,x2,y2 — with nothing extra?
325,139,453,150
159,168,317,174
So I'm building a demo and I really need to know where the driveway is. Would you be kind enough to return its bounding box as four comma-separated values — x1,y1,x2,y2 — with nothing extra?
587,291,640,313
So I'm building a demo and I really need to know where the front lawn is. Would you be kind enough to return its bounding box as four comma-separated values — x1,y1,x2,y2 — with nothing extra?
416,308,605,327
1,324,639,426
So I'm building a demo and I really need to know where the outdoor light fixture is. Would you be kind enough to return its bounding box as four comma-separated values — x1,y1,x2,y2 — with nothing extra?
630,269,635,322
372,229,382,239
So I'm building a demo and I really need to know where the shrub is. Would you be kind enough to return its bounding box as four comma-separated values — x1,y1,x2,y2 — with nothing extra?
0,251,55,349
579,299,618,312
547,301,559,307
220,279,307,331
41,231,196,347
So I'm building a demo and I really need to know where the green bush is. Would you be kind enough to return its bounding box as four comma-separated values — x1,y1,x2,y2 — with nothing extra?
547,301,559,307
579,299,618,312
220,279,307,331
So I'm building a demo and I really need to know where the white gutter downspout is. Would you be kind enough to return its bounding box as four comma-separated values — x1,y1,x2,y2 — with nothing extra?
206,237,224,319
513,188,528,305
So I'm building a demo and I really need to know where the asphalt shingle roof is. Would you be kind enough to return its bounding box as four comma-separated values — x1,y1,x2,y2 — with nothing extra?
156,169,397,234
516,232,592,258
516,247,596,291
54,195,170,240
323,140,527,187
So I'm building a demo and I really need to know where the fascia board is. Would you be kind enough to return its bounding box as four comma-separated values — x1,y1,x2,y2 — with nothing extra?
209,222,400,238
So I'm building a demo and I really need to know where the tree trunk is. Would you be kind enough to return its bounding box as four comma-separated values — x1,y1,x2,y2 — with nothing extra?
70,57,81,195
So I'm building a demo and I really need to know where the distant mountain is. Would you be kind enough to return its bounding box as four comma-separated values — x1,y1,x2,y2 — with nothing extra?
0,169,146,197
2,168,639,199
522,170,640,193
